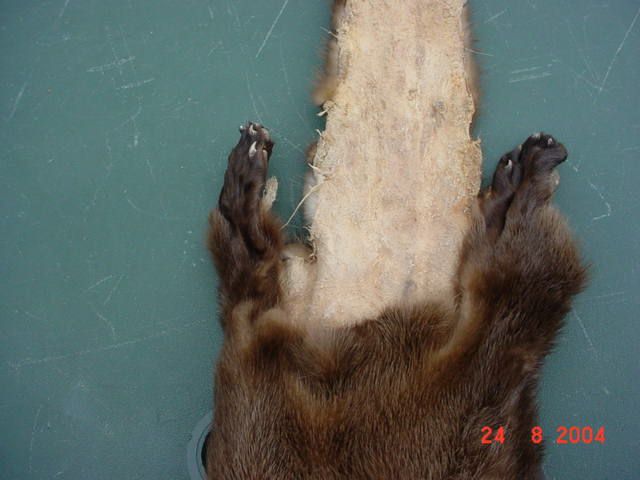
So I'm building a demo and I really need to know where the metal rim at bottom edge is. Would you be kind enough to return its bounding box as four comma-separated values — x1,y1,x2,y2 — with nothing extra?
187,410,212,480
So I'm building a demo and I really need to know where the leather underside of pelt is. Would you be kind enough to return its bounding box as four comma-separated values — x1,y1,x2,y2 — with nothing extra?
282,0,482,329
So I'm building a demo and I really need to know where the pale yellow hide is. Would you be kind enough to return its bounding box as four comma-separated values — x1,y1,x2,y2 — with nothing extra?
279,0,481,330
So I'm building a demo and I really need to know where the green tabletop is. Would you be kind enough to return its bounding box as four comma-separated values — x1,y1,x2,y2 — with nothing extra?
1,1,638,478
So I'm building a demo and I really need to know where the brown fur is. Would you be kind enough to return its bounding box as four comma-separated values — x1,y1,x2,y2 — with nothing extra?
205,123,587,478
312,0,347,106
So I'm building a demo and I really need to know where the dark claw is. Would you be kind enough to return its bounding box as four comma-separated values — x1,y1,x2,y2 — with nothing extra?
238,122,274,159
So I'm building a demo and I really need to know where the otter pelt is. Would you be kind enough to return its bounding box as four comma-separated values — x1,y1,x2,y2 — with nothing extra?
206,122,586,478
280,0,482,330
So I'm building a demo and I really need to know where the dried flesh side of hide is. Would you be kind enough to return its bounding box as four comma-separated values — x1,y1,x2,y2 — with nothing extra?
279,0,482,329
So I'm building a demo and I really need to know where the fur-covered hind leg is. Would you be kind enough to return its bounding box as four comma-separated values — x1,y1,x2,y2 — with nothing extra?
208,122,285,331
451,133,587,363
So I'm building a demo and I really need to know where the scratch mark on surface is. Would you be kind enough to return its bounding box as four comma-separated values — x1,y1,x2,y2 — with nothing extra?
566,159,580,172
116,98,146,152
24,310,44,321
602,386,611,396
588,181,611,221
58,0,71,19
591,291,626,300
580,16,599,82
510,66,541,74
620,145,640,152
279,135,304,154
228,0,243,34
576,291,629,307
7,82,27,121
598,6,640,93
208,5,214,20
28,405,43,473
207,40,223,56
124,192,183,221
103,274,124,305
95,310,117,341
565,20,599,88
104,133,114,168
508,72,552,83
255,0,289,58
115,31,151,162
571,69,601,92
87,56,135,73
105,27,127,78
142,153,155,177
85,135,115,212
573,310,597,355
279,42,292,99
266,125,305,154
257,95,269,116
245,73,264,124
86,275,113,291
485,9,506,23
464,47,494,57
8,320,206,369
117,78,154,90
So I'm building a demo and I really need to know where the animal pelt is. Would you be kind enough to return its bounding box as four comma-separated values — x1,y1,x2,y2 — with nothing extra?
205,123,586,478
288,0,483,328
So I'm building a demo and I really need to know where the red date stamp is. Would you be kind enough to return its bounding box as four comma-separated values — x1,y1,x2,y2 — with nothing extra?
481,426,605,445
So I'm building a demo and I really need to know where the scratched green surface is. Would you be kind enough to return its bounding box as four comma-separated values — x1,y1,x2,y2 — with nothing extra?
472,2,640,478
1,1,638,478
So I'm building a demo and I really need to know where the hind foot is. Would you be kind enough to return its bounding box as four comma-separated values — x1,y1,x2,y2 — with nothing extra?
480,132,568,239
218,122,277,254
